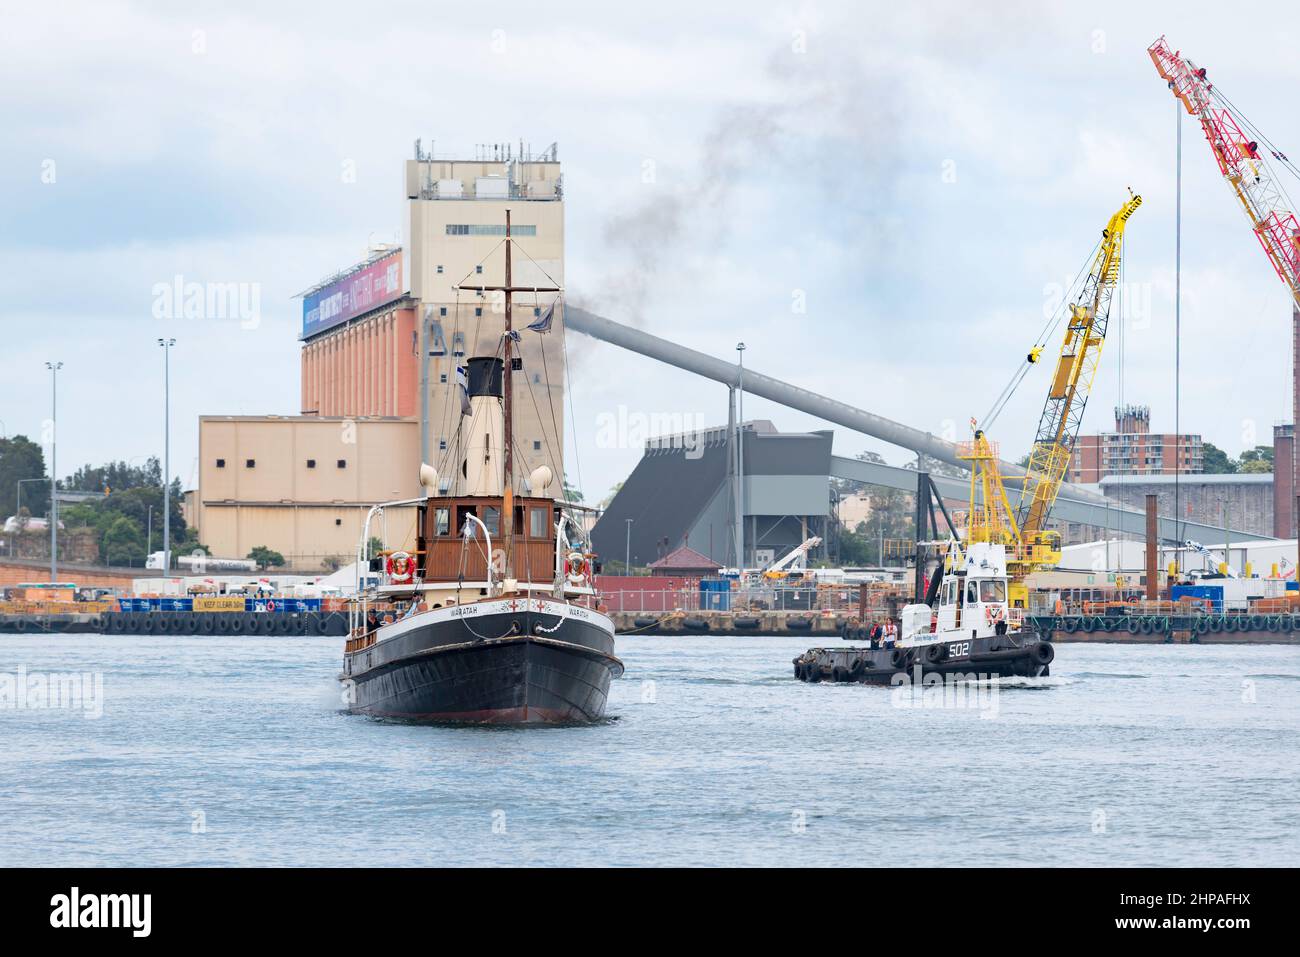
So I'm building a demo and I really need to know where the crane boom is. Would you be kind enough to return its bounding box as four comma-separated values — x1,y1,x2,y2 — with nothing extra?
1149,37,1300,308
1016,192,1144,539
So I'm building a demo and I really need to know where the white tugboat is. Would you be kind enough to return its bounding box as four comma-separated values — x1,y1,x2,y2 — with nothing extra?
795,190,1142,688
794,540,1053,684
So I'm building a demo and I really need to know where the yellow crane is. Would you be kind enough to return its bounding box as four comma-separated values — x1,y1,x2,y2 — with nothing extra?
959,190,1143,606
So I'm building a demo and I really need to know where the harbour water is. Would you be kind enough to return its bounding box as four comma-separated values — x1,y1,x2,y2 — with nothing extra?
1,634,1296,867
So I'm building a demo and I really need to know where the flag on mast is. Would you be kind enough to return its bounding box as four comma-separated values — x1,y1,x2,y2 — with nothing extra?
455,365,471,416
527,300,556,334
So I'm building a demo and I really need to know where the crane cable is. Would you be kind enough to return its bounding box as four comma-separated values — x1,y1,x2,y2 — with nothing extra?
982,236,1103,430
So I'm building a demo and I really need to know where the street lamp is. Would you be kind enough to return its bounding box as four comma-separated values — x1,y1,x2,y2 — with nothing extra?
158,339,175,573
735,342,746,570
45,361,62,582
624,518,633,573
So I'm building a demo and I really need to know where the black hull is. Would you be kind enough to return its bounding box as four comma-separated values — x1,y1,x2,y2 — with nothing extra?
794,633,1054,686
343,605,623,724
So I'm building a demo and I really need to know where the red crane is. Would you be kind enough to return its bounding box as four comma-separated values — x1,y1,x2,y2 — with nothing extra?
1148,37,1300,307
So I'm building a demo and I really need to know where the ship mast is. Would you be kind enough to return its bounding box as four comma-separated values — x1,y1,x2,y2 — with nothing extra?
460,209,559,583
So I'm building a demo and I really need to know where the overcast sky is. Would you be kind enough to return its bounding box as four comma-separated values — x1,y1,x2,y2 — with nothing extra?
3,1,1298,505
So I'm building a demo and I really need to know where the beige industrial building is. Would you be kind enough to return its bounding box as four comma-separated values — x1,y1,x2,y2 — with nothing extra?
194,141,568,570
194,416,421,568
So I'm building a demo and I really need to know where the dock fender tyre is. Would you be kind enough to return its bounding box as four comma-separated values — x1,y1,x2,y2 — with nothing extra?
682,617,708,631
1249,615,1265,631
1291,614,1300,632
199,615,215,635
1125,617,1139,635
1223,616,1238,632
294,617,308,636
247,614,263,634
633,616,657,629
831,665,847,683
14,618,26,632
229,614,244,634
786,617,812,630
806,663,822,683
217,614,231,634
1194,617,1209,634
1267,616,1281,632
850,657,866,678
1081,617,1095,633
1032,641,1055,666
126,614,141,633
1103,617,1118,632
734,617,760,630
1138,618,1153,635
925,643,946,664
315,615,331,635
1062,617,1079,634
276,616,292,634
97,614,111,633
142,615,157,634
889,648,908,669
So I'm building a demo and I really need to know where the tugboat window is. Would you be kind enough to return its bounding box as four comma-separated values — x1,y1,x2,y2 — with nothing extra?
482,506,500,536
457,505,477,534
434,507,450,536
967,581,979,604
981,580,1006,602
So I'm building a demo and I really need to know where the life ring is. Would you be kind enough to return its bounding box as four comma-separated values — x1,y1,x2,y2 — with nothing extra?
564,551,588,586
386,551,415,585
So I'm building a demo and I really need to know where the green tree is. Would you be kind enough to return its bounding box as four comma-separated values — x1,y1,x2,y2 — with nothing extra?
102,515,145,566
248,545,286,570
562,475,584,504
1238,445,1273,470
0,436,50,519
1200,441,1236,474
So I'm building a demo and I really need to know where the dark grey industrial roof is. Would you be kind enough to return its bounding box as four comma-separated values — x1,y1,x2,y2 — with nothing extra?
591,427,834,565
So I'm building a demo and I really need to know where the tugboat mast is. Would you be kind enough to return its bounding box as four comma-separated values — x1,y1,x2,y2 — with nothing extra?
459,209,560,582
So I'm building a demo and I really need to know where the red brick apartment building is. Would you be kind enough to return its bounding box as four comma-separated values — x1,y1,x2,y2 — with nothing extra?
1067,405,1203,484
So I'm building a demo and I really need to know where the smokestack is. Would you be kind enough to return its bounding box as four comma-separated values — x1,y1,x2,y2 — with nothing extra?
1145,493,1159,600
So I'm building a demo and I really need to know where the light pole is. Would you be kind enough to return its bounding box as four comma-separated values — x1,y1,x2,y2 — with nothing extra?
624,517,633,573
735,342,746,570
45,361,62,582
159,339,175,573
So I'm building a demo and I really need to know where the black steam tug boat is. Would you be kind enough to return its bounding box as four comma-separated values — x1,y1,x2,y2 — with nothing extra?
340,213,622,723
794,540,1054,685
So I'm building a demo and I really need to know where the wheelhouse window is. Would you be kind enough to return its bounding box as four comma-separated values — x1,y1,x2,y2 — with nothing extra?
980,580,1006,603
434,507,450,537
529,507,548,539
482,506,500,536
966,581,979,604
